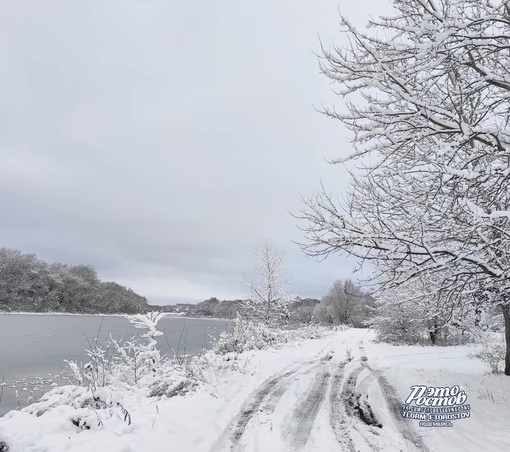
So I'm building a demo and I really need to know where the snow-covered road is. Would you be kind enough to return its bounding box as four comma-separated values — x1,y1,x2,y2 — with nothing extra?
211,333,428,452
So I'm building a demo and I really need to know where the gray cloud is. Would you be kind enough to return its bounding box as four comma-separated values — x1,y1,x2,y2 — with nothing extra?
0,0,389,304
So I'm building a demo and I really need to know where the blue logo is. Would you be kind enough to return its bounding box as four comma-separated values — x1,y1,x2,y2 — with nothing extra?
401,385,471,427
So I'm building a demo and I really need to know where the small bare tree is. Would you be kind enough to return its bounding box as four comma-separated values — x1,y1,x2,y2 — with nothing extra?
245,240,290,325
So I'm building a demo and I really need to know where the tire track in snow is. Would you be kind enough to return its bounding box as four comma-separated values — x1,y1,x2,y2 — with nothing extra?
208,366,301,452
210,355,332,452
355,365,384,429
286,366,332,450
341,365,366,419
343,359,430,452
229,367,299,445
340,364,383,451
377,375,430,452
329,360,357,452
260,360,325,415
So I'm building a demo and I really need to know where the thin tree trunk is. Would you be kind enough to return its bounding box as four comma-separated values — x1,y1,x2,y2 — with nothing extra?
501,303,510,376
429,318,440,345
429,330,437,346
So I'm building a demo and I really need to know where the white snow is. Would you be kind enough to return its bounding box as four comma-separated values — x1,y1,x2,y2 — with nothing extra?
1,328,509,452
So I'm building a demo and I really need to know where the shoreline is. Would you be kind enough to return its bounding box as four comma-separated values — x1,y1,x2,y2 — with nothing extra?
0,311,126,317
0,311,233,321
163,315,233,322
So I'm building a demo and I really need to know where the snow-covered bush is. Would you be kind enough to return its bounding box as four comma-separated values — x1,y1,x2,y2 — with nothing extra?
373,289,482,346
212,313,279,354
375,311,475,346
470,333,506,374
284,323,334,342
212,313,331,355
17,386,132,432
374,306,425,344
197,350,255,375
66,312,199,398
12,313,203,435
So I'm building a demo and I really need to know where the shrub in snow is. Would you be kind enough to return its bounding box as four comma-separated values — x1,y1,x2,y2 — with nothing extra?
212,313,331,355
66,312,199,398
197,350,256,376
17,385,131,432
9,313,205,434
373,292,483,346
212,314,278,354
147,369,198,398
374,301,427,344
470,333,506,374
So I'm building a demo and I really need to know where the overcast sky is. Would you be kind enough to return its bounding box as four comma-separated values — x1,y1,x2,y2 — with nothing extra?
0,0,391,304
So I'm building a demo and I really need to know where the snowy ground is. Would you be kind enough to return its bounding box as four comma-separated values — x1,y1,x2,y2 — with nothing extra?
1,328,509,452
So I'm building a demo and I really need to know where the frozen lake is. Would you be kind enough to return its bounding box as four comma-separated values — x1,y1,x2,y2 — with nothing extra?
0,313,230,416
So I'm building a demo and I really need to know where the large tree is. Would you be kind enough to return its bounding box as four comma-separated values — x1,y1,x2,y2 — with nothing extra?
299,0,510,373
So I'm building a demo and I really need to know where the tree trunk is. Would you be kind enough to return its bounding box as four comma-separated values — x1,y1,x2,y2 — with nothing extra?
428,319,439,345
501,304,510,376
429,330,437,346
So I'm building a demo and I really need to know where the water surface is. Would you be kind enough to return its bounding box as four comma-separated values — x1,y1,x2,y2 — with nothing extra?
0,314,229,415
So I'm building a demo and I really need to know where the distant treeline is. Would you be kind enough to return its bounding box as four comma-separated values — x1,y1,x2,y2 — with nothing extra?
0,248,148,314
150,280,374,327
150,297,321,324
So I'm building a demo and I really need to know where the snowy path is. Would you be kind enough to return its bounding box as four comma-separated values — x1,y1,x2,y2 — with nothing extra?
211,338,429,452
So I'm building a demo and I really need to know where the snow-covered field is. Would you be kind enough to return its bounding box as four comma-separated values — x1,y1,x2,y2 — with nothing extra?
1,328,509,452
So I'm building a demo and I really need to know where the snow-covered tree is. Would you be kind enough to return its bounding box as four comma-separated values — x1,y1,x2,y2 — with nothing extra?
245,240,290,325
288,298,319,324
313,279,374,327
374,272,481,345
0,248,148,314
298,0,510,373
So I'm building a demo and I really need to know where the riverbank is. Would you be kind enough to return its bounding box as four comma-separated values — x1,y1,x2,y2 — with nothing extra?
0,314,231,416
0,312,232,323
1,328,509,452
0,326,338,452
0,312,125,317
